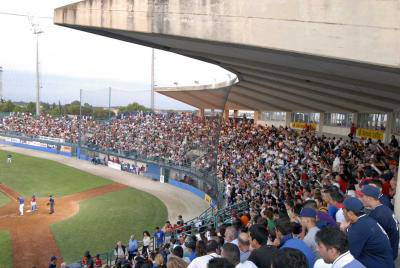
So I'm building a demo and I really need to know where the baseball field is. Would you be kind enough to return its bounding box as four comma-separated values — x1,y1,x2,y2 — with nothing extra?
0,150,168,267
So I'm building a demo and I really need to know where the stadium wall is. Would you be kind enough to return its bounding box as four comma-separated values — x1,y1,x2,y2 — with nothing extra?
0,135,73,157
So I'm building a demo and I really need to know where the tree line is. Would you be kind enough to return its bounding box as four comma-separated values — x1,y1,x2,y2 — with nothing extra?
0,99,150,119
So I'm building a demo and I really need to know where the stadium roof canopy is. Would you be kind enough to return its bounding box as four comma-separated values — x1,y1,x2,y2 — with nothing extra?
54,0,400,112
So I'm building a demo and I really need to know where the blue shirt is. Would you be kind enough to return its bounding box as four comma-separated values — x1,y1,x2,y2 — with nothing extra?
189,251,197,262
328,204,339,220
18,197,24,204
347,215,394,268
128,239,138,252
369,205,399,260
281,236,315,268
379,195,393,211
154,230,165,243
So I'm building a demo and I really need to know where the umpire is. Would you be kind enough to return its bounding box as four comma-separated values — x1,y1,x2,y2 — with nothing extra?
48,195,55,214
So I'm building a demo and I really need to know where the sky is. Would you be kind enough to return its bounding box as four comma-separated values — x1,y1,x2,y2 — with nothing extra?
0,0,233,109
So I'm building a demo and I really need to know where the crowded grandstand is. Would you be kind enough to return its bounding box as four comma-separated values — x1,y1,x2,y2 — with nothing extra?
0,112,399,268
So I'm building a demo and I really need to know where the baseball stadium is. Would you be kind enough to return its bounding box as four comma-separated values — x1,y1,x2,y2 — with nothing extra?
1,1,400,268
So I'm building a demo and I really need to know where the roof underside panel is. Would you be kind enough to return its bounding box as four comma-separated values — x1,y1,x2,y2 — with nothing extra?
54,1,400,113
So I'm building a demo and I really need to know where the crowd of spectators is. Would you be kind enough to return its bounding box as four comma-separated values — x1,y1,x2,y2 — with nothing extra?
1,112,400,268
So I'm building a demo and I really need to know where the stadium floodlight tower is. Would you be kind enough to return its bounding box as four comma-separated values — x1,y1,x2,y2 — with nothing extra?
28,16,43,116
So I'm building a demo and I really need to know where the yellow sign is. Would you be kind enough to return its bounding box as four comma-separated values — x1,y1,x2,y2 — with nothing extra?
356,128,384,140
291,122,317,130
204,194,212,205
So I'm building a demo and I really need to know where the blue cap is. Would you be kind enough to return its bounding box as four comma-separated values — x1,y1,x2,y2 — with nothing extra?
343,197,364,213
361,185,380,199
50,256,57,261
299,208,316,218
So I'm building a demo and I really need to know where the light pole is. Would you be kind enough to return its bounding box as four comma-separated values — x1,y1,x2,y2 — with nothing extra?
28,16,43,116
150,48,155,111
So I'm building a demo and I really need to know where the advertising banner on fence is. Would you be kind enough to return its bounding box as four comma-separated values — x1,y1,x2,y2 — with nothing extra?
11,138,21,143
291,122,317,130
26,141,48,148
108,161,121,171
356,128,384,140
60,146,72,153
39,136,65,143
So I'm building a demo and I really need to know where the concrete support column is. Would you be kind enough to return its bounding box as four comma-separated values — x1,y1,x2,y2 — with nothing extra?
385,112,395,143
254,111,261,123
394,156,400,218
233,110,239,119
285,112,292,127
352,113,359,127
223,109,229,121
319,112,325,134
197,108,204,119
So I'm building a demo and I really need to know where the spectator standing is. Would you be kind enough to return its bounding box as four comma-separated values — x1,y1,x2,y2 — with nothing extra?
315,227,365,268
142,231,152,257
342,197,394,267
167,256,188,268
299,208,320,258
224,226,239,246
274,219,315,268
237,232,251,263
114,241,127,265
155,227,166,249
248,224,277,268
94,254,102,268
48,256,57,268
187,240,220,268
389,135,398,148
271,248,308,268
359,185,399,260
128,234,138,261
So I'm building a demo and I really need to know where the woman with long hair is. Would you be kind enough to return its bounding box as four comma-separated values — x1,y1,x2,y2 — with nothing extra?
142,231,151,257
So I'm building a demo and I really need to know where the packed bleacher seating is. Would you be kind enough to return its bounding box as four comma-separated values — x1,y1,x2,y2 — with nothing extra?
1,112,400,268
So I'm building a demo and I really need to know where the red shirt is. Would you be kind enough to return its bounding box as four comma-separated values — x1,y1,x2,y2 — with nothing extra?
382,181,391,196
338,177,348,194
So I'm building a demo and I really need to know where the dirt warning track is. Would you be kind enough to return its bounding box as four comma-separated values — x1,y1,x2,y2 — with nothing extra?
0,183,127,268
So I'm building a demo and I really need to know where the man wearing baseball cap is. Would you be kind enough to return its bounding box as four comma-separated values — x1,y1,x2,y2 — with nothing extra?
342,197,394,268
359,185,399,260
299,208,320,258
48,256,57,268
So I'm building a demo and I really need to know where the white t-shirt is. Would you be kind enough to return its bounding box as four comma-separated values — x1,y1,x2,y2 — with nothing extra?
313,258,332,268
236,261,258,268
335,208,346,223
187,253,220,268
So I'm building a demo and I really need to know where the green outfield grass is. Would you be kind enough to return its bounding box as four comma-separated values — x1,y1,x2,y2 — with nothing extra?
0,230,12,267
0,150,111,197
0,191,10,207
51,187,168,263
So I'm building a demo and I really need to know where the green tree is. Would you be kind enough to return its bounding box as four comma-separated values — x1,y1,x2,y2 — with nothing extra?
118,102,150,114
0,100,15,112
12,105,27,113
26,102,36,114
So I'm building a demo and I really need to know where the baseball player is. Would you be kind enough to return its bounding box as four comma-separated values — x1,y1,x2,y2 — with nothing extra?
6,154,12,164
30,194,37,212
48,195,55,214
18,196,24,216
